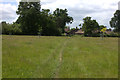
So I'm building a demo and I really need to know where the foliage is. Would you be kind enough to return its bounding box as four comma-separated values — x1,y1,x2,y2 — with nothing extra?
15,1,73,36
105,32,119,37
16,0,41,35
71,28,76,31
39,9,61,36
110,10,120,32
99,25,106,30
1,22,22,35
82,17,100,36
91,33,100,37
1,22,8,34
79,24,81,27
101,28,107,32
53,8,73,33
1,1,120,36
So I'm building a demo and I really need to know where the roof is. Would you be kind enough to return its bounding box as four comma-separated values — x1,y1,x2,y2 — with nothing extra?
105,31,112,34
75,29,84,34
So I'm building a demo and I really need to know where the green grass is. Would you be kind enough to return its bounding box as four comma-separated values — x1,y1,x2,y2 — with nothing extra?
2,35,118,78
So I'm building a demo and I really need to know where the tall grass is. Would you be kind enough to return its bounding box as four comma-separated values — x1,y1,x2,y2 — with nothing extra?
2,35,118,78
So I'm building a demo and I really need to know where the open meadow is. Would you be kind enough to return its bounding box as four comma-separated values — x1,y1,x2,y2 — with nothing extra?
2,35,118,78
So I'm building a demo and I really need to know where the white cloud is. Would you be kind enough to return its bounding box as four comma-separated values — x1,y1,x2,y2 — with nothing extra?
0,0,17,2
41,0,119,28
0,3,18,23
0,0,119,28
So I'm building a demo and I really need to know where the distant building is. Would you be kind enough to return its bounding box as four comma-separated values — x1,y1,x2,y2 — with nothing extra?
118,1,120,10
105,29,112,34
67,28,84,35
75,29,84,35
69,29,78,35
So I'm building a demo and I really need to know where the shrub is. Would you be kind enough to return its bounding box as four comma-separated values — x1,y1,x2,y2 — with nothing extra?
105,32,118,37
2,22,22,35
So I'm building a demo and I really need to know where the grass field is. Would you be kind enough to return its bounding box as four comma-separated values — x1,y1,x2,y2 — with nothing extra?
2,35,118,78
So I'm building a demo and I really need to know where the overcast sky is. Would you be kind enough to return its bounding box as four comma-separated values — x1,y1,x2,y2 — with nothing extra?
0,0,119,28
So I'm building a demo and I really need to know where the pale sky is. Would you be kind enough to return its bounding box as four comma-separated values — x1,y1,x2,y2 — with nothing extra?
0,0,119,28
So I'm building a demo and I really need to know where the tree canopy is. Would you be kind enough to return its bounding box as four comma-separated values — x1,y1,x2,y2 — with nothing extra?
53,8,73,33
110,10,120,32
15,0,73,36
16,0,41,35
82,17,99,36
2,0,119,37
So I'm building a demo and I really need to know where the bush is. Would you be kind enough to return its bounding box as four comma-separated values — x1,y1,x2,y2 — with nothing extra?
92,33,100,37
11,23,22,35
2,22,22,35
104,32,118,37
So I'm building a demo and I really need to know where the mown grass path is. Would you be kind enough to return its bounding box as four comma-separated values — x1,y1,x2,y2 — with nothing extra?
53,39,68,78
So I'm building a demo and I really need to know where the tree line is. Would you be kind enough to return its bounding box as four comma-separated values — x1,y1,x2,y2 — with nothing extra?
1,0,120,36
2,1,73,36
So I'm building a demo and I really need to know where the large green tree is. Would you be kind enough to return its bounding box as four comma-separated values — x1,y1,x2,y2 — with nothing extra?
82,17,99,36
110,10,120,32
40,9,61,36
16,0,41,35
16,1,73,36
53,8,73,33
